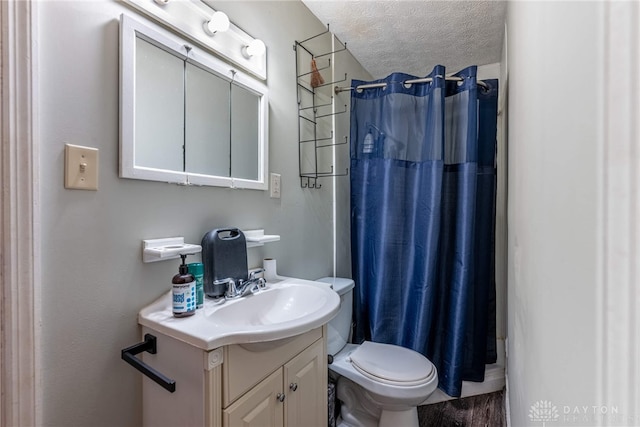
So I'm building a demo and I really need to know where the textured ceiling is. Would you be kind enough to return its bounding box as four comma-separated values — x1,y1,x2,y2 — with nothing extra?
300,0,507,79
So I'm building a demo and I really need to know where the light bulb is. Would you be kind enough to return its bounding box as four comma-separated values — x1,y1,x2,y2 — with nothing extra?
204,11,230,35
243,39,266,58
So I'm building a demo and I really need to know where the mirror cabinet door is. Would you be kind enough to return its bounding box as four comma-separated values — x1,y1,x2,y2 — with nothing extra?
231,84,260,181
185,62,231,177
135,37,185,172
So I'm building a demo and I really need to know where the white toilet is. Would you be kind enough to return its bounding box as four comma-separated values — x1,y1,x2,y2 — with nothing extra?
317,277,439,427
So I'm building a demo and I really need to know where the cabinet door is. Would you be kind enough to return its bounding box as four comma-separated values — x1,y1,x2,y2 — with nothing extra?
223,369,284,427
283,339,327,427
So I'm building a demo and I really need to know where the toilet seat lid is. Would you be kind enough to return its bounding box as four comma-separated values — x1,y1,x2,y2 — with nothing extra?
349,341,436,386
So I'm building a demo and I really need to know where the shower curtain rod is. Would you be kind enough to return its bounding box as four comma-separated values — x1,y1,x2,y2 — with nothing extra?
334,76,490,94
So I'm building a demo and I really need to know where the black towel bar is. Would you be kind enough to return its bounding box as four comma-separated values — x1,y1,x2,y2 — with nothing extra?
121,333,176,393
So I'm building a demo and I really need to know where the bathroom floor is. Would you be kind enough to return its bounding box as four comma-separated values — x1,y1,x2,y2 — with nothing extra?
417,390,506,427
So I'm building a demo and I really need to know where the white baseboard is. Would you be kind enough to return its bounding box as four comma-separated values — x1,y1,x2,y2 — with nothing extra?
420,337,507,406
421,363,506,405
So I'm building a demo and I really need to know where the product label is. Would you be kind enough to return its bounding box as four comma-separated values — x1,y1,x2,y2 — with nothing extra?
187,263,205,310
195,274,204,309
173,281,196,314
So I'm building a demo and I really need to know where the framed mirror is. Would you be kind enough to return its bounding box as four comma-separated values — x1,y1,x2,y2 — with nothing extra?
120,14,269,189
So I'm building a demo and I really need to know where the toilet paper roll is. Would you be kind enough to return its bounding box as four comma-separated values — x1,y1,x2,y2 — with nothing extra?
263,258,277,281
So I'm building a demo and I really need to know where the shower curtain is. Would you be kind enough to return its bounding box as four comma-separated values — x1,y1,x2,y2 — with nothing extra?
350,65,498,397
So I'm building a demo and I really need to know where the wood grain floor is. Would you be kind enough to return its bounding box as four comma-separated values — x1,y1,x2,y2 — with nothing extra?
417,390,506,427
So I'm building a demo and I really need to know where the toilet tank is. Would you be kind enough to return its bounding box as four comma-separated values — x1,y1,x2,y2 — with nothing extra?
316,277,355,356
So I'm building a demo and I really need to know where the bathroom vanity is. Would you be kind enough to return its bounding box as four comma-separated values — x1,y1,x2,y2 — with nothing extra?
141,326,327,427
132,278,339,427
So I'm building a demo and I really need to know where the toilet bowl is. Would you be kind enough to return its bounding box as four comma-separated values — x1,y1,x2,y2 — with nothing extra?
316,277,438,427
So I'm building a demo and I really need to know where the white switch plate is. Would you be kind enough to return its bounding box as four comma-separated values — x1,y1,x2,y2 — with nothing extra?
270,173,281,199
65,144,99,190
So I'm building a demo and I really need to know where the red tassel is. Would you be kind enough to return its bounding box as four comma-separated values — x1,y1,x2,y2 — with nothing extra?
310,58,325,88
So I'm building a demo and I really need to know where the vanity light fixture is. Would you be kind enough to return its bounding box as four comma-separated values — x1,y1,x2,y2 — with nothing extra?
122,0,267,79
242,39,266,58
204,11,230,36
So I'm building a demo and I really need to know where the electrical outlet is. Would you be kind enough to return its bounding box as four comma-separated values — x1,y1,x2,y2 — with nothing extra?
65,144,99,190
270,173,281,199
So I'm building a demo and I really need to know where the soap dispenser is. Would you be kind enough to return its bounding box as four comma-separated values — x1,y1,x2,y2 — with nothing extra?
172,254,196,317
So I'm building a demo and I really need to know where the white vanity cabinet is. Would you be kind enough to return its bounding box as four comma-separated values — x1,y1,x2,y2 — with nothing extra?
224,337,326,426
141,325,328,427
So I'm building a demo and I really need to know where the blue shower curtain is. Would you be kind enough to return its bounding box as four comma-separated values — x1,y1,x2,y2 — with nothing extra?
350,65,498,397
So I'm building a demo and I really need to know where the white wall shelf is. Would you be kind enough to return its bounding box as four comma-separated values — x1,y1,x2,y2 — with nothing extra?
142,237,202,263
244,229,280,248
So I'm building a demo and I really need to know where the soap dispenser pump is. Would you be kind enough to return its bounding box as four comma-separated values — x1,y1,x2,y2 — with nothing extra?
172,254,196,317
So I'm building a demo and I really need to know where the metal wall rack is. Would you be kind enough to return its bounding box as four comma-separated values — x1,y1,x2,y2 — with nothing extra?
294,25,349,189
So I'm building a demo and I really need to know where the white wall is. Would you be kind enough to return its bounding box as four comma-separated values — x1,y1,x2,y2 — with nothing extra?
37,1,369,425
507,2,600,425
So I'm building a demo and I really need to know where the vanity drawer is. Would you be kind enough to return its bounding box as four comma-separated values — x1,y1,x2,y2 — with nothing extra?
222,327,323,407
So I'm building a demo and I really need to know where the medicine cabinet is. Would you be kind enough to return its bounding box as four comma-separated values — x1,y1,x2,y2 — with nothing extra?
120,14,269,190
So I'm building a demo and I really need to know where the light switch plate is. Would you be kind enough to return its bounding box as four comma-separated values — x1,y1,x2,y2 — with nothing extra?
65,144,99,190
270,173,281,199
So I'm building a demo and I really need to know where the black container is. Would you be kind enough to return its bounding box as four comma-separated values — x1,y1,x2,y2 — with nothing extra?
201,228,248,298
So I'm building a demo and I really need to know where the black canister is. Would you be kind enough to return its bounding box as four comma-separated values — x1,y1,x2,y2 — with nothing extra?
201,228,249,298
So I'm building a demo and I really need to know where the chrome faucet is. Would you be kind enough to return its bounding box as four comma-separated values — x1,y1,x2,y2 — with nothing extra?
217,270,266,300
214,278,237,299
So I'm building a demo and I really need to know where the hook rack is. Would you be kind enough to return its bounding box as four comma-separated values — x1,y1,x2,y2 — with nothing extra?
297,58,331,78
299,96,334,111
311,73,348,90
313,43,348,59
300,176,321,189
300,130,333,144
317,136,348,149
294,24,350,189
316,104,347,119
296,73,348,95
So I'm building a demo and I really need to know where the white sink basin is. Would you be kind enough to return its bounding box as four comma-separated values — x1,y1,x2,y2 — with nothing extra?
138,277,340,350
213,284,329,327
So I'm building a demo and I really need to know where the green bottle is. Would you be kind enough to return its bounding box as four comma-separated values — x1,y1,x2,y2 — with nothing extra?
188,262,204,309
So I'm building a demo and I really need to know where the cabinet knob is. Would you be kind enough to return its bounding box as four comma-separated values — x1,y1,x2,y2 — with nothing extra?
289,382,298,391
277,393,286,402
